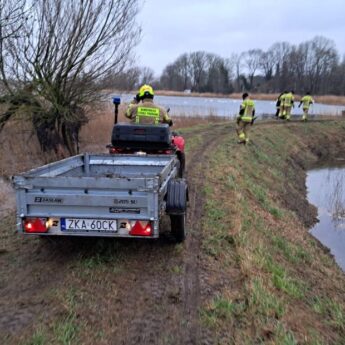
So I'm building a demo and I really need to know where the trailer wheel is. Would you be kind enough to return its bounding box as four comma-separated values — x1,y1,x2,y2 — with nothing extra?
166,179,188,213
170,214,186,243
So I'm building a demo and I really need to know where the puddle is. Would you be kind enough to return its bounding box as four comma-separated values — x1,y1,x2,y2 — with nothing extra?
307,165,345,271
0,177,15,217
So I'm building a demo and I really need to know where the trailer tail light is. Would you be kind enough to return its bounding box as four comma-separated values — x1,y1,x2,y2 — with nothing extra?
129,221,152,237
23,217,48,233
109,147,117,154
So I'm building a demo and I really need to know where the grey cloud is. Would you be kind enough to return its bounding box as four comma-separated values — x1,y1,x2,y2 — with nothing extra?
136,0,345,75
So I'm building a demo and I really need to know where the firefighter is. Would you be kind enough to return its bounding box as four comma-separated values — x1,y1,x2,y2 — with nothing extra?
281,90,294,120
125,84,172,126
299,92,314,121
236,93,256,144
275,92,285,118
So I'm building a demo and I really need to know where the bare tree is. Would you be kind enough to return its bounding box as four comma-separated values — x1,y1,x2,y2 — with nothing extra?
260,50,275,82
139,66,155,86
0,0,27,93
0,0,141,154
228,53,243,92
160,63,185,91
242,49,263,90
100,66,141,91
189,51,208,92
269,42,292,91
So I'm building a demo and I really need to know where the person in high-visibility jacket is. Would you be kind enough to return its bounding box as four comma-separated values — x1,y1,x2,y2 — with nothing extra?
236,93,256,144
299,92,314,121
275,92,285,117
281,90,294,120
125,84,172,126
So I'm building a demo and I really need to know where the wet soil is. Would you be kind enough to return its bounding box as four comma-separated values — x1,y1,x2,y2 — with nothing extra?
0,177,15,219
1,119,345,344
0,124,230,345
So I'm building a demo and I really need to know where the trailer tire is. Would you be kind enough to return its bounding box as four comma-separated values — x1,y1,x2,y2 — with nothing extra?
170,214,186,243
166,179,188,214
166,179,188,243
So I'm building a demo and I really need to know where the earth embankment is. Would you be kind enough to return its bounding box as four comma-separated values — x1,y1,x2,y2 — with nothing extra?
1,119,345,344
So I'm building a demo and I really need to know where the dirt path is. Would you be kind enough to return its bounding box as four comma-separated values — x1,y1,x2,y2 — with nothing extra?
0,178,15,219
0,124,232,345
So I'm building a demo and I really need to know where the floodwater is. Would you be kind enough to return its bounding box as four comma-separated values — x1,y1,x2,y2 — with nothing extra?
307,164,345,271
118,93,345,118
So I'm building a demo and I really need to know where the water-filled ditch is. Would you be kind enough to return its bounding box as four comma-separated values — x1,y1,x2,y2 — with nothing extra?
307,163,345,271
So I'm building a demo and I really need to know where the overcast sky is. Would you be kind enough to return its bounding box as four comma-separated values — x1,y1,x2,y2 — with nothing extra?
135,0,345,76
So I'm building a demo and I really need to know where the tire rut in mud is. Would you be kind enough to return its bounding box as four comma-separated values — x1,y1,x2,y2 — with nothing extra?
0,124,233,345
181,124,233,345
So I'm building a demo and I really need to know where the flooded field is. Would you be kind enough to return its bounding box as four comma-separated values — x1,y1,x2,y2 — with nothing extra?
118,93,345,118
307,165,345,271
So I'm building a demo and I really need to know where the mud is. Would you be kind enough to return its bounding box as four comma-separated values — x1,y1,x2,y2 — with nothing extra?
1,120,345,344
0,124,230,345
0,178,15,219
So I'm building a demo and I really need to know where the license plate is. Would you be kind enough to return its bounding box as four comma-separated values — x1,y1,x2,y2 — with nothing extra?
61,218,117,232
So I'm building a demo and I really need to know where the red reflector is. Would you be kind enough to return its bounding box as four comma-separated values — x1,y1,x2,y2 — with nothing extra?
109,147,117,154
129,221,152,237
23,218,48,233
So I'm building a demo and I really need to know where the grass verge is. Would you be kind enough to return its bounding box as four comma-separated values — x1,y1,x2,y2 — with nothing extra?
200,119,345,344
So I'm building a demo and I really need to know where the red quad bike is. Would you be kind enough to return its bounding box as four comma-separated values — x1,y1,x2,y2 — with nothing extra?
107,97,186,178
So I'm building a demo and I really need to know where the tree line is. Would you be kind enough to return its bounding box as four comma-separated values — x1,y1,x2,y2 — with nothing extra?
0,2,343,156
112,36,345,96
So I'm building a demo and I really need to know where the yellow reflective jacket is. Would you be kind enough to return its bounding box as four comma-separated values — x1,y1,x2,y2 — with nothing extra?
239,99,255,122
125,99,171,125
282,92,294,107
300,95,314,109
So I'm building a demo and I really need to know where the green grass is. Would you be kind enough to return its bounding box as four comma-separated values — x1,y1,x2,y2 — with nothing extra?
53,288,79,345
312,297,345,331
201,295,241,327
170,264,182,274
54,314,78,345
275,322,298,345
271,235,312,264
24,329,46,345
23,289,80,345
198,121,345,343
264,257,305,298
184,133,203,155
202,192,237,258
249,278,285,319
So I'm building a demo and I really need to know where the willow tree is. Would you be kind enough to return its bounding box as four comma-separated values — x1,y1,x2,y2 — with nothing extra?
0,0,141,154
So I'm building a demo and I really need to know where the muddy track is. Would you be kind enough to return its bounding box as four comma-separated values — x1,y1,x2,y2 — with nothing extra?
181,124,232,345
0,124,232,345
1,118,339,344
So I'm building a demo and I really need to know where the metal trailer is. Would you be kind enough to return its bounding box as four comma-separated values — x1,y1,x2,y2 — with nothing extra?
12,153,188,242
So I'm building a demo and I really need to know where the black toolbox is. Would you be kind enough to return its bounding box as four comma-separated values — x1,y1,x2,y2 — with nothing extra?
111,123,172,150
